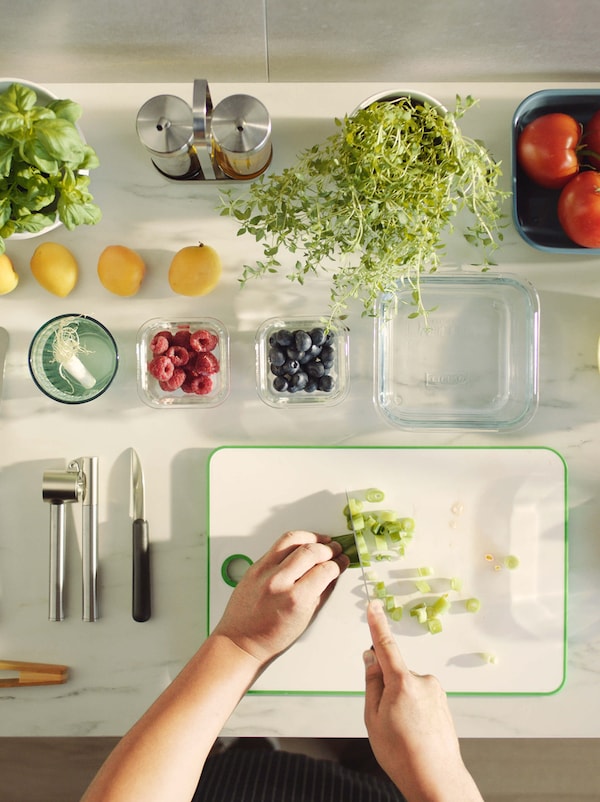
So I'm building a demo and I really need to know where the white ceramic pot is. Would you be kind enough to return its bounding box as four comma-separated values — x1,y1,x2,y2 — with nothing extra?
354,88,447,116
0,78,79,241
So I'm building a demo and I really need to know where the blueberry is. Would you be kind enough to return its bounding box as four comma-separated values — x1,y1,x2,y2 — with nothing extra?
294,330,312,353
273,375,289,392
275,329,293,347
297,350,314,365
270,363,287,376
305,379,318,392
318,375,334,392
309,327,326,347
286,347,304,361
307,361,325,379
289,371,308,390
269,346,286,367
282,359,300,375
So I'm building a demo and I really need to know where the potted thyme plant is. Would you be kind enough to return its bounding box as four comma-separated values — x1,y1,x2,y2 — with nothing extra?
220,93,509,319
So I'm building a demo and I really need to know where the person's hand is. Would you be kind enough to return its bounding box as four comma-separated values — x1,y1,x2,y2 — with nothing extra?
213,530,349,668
363,600,484,802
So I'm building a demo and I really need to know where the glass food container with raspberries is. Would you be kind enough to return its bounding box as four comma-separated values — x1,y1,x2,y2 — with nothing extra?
256,315,350,407
137,317,230,408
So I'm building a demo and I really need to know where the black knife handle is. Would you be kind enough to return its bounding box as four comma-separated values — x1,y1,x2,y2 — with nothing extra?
132,519,151,622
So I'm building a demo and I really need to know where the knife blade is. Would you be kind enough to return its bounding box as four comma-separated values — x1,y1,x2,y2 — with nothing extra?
130,448,151,622
346,491,370,604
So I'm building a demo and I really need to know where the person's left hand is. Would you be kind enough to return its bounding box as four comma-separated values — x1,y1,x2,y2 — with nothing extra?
213,530,349,667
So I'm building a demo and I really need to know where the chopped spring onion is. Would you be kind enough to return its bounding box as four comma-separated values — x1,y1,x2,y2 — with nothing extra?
389,606,403,621
431,594,451,616
427,618,443,635
350,514,365,531
480,652,498,665
450,577,463,592
503,555,520,570
414,579,431,594
417,566,433,577
365,487,385,503
465,598,481,613
410,603,428,624
344,497,363,517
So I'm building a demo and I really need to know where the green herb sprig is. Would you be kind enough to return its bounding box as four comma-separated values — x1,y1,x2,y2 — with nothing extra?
220,95,509,318
0,83,102,254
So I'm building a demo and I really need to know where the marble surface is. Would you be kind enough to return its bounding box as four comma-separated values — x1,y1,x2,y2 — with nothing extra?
0,81,599,737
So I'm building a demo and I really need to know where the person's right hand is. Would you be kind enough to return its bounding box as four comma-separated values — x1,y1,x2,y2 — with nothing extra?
363,599,484,802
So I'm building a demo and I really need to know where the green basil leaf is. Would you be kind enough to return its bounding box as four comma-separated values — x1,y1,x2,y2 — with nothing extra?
46,99,82,124
20,138,59,174
77,145,99,171
57,195,102,229
12,211,56,233
0,111,26,138
0,137,15,176
0,197,12,228
32,118,85,165
0,83,37,115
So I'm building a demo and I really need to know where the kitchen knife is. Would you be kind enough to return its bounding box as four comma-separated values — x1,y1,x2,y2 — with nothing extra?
345,491,370,604
131,448,151,622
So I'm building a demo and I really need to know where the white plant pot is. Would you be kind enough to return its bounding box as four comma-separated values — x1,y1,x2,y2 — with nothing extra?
0,78,87,242
354,88,447,116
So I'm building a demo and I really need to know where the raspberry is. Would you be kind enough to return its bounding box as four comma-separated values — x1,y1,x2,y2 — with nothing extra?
195,352,220,375
148,355,174,381
190,329,218,352
172,330,192,349
150,333,171,354
159,367,186,391
165,345,190,367
190,375,213,395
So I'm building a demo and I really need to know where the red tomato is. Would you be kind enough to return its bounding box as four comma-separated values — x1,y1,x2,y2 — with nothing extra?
517,113,581,189
582,109,600,170
558,171,600,248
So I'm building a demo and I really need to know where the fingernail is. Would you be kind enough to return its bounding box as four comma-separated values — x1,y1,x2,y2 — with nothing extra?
363,649,376,667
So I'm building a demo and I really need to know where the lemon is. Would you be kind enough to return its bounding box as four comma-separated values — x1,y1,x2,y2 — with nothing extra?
30,242,78,297
97,245,146,296
0,253,19,295
168,243,222,296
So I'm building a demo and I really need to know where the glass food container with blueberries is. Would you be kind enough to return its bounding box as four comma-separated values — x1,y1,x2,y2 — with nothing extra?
256,316,350,407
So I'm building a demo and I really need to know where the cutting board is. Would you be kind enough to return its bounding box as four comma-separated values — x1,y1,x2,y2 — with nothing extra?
207,446,567,695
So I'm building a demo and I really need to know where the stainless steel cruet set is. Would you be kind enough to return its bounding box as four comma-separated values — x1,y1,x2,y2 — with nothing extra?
135,78,273,181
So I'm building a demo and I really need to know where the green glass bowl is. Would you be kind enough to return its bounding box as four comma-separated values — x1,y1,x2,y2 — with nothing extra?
29,314,119,404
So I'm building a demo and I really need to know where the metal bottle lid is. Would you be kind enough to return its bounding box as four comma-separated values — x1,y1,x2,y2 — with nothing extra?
211,94,272,178
136,94,201,178
136,94,194,156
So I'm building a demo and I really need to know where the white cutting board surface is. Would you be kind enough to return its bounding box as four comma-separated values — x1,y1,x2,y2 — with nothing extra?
207,446,567,695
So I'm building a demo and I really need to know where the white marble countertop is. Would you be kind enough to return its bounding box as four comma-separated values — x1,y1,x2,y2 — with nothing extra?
0,81,599,738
